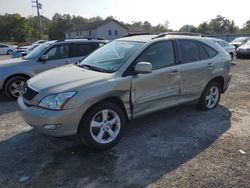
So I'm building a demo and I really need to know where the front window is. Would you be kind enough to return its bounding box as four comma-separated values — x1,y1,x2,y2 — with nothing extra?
44,45,70,60
244,41,250,45
79,41,144,73
24,43,51,60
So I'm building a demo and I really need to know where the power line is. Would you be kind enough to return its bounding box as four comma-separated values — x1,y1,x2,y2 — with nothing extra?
32,0,43,39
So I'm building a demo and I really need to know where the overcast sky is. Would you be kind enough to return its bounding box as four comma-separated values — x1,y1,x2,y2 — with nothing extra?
0,0,250,30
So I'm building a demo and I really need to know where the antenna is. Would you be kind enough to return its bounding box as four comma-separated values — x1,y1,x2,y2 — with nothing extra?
32,0,43,39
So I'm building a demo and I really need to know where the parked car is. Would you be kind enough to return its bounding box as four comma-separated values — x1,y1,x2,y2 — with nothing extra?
0,43,17,55
229,37,250,48
210,38,236,60
18,34,232,149
0,38,107,99
236,40,250,58
18,40,47,50
12,42,45,58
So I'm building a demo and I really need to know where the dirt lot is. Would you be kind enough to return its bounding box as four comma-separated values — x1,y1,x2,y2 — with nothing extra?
0,55,250,188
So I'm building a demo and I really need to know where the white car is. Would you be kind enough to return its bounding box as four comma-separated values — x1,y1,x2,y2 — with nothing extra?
0,43,17,55
210,38,236,60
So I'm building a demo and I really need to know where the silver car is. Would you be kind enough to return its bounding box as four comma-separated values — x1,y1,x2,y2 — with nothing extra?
18,34,232,149
0,39,107,99
0,43,17,55
210,38,236,60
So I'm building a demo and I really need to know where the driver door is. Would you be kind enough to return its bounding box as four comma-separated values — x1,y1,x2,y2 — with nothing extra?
33,44,71,74
131,41,181,117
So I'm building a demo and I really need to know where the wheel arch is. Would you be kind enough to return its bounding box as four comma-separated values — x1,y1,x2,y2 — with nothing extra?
205,76,224,93
3,74,31,89
77,96,129,134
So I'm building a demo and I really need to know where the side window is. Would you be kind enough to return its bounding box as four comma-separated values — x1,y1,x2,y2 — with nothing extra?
44,45,70,60
223,41,229,47
136,41,175,70
198,42,218,60
217,41,225,47
179,40,200,63
198,42,210,60
202,42,218,58
71,43,98,57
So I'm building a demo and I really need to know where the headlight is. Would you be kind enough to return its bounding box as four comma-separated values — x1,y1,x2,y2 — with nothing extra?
39,92,76,110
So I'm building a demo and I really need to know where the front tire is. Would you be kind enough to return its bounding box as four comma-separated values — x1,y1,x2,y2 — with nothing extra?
78,102,125,150
198,82,221,110
4,76,27,100
7,50,13,55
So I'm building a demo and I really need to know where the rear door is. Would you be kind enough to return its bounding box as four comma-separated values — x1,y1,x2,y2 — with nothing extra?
70,42,99,63
131,41,181,117
177,40,218,102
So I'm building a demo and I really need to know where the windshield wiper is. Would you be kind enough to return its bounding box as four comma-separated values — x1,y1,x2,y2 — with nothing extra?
78,64,113,73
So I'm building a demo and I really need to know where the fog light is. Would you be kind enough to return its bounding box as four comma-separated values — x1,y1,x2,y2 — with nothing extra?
43,124,57,130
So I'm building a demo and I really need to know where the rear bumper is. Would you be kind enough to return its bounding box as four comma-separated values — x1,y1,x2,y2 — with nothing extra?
223,73,232,93
18,96,83,137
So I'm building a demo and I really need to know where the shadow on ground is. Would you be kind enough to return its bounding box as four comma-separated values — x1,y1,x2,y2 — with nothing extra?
0,104,231,187
0,93,18,115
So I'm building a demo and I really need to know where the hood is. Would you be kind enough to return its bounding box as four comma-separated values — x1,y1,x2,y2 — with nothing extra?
229,42,242,46
28,64,113,93
238,44,250,49
0,58,29,68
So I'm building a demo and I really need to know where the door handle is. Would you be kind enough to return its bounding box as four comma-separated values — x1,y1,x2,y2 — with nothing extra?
65,60,71,64
170,70,178,75
208,63,213,68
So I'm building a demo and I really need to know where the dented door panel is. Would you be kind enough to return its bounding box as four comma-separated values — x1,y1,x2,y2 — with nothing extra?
131,66,181,118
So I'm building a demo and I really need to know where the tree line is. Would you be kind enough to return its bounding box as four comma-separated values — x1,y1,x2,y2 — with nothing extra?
0,13,250,43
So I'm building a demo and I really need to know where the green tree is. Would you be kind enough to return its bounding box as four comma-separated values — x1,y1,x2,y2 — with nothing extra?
179,24,197,32
0,13,32,42
48,13,72,39
27,15,51,40
242,19,250,33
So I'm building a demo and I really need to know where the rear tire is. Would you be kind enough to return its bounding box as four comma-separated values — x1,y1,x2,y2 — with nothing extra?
4,76,27,100
198,82,221,111
78,102,125,150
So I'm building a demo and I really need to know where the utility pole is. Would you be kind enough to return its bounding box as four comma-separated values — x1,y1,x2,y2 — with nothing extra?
32,0,43,39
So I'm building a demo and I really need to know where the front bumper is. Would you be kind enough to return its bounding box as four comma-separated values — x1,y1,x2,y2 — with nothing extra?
18,96,82,137
236,49,250,56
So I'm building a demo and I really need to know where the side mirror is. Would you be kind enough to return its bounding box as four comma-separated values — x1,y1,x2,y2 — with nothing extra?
39,55,48,61
134,62,152,74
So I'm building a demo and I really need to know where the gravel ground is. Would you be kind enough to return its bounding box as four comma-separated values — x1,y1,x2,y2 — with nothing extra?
0,56,249,188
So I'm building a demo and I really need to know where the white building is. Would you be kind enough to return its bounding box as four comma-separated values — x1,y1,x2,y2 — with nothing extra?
65,19,147,40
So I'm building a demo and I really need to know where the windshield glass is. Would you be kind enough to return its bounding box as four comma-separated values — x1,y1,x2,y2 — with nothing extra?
24,43,51,59
244,41,250,45
80,41,144,73
232,38,246,43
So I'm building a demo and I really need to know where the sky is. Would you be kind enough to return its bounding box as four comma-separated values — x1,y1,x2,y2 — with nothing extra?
0,0,250,30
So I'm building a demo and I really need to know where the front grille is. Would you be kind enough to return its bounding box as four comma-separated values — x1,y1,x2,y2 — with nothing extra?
22,85,38,100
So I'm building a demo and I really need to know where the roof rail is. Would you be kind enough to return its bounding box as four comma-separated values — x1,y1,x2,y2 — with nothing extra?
56,37,107,42
123,33,151,37
152,32,205,39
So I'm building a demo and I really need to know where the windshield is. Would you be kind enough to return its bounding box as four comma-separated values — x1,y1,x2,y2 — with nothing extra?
80,41,144,73
244,41,250,45
24,43,51,59
231,38,247,43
